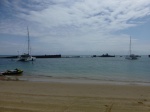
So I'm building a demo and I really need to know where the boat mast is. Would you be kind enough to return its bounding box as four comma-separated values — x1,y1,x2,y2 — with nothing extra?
27,26,30,55
129,36,131,55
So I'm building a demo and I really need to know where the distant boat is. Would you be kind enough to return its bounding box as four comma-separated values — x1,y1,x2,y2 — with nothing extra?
18,27,36,61
100,53,115,57
125,36,138,60
92,53,115,57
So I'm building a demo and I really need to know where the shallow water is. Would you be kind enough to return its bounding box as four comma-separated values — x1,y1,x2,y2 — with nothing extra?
0,55,150,84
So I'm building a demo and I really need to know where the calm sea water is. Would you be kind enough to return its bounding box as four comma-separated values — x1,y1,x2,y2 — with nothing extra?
0,56,150,84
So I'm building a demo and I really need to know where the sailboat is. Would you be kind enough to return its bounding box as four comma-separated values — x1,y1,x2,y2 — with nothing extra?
125,36,138,60
18,27,36,61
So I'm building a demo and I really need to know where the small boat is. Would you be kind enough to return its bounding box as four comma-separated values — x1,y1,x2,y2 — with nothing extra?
125,36,138,60
18,27,36,62
1,69,23,75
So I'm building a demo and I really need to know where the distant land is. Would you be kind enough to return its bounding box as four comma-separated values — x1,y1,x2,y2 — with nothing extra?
0,55,61,58
0,54,150,58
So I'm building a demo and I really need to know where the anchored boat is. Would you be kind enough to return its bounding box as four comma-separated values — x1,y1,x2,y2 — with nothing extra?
125,36,138,60
18,27,36,61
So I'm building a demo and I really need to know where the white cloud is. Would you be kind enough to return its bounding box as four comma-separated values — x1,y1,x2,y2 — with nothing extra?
17,0,149,34
2,0,150,36
1,0,150,55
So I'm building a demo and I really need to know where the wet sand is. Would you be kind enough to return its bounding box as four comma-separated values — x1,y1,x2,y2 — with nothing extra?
0,81,150,112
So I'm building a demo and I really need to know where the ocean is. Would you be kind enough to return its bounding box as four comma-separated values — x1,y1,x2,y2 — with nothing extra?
0,55,150,85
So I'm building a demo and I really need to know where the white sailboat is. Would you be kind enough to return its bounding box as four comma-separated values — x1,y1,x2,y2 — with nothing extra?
125,36,138,60
18,27,36,61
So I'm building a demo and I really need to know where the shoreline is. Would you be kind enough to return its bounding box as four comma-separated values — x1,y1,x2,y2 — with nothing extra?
1,75,150,86
0,80,150,112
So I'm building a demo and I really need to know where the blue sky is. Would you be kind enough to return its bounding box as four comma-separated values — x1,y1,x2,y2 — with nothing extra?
0,0,150,55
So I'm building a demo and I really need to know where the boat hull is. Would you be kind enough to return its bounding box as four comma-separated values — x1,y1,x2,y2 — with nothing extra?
18,57,36,62
125,55,138,60
2,70,23,76
18,54,36,62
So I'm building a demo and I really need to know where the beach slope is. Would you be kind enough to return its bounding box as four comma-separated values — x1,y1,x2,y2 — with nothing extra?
0,81,150,112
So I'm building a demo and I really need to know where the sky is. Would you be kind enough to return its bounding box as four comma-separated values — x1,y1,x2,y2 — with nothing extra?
0,0,150,55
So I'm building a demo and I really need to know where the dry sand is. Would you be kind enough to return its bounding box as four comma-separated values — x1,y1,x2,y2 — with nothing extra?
0,81,150,112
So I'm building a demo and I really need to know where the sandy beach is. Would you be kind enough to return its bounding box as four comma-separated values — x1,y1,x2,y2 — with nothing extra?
0,80,150,112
